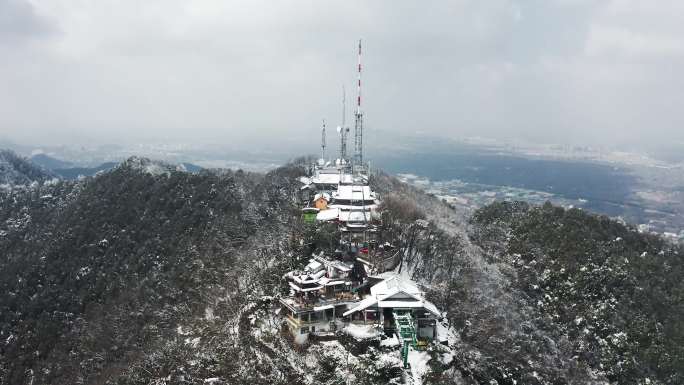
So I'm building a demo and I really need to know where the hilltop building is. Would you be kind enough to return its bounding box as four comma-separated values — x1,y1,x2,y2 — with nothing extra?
343,276,440,343
279,256,443,369
286,39,444,368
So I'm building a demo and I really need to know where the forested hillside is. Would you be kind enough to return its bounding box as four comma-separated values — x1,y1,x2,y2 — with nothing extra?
0,157,306,384
0,150,55,185
470,201,684,384
0,157,682,384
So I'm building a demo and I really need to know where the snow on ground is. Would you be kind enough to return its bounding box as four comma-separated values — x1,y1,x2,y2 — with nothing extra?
294,332,308,344
380,335,401,348
440,351,454,365
375,350,403,371
144,162,170,176
407,349,431,385
342,324,383,340
204,307,215,321
436,319,460,346
315,340,359,365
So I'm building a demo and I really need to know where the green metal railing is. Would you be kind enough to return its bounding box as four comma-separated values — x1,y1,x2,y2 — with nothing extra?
393,312,417,368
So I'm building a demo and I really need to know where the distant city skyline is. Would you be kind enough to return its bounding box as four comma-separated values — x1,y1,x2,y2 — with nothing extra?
1,0,683,149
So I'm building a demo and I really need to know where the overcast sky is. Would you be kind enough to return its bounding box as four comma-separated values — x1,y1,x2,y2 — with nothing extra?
1,0,683,149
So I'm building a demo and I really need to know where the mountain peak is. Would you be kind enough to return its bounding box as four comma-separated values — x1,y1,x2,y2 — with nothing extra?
118,156,186,176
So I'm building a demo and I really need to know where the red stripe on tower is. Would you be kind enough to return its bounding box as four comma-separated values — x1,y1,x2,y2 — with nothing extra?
357,39,362,110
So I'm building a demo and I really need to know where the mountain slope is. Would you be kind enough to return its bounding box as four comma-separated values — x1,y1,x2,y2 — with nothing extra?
369,172,683,384
0,150,55,185
469,201,684,384
0,157,305,385
1,158,682,384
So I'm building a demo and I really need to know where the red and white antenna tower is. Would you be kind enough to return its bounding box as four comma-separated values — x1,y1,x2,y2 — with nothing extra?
353,39,364,169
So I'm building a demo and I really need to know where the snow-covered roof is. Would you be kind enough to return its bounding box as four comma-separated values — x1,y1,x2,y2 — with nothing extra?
343,276,441,317
287,259,326,285
288,282,323,292
338,210,371,223
333,185,376,201
289,268,326,284
339,173,355,185
370,276,420,297
314,256,353,272
329,203,378,211
342,295,378,317
312,173,341,185
314,192,331,202
318,277,346,286
313,304,335,311
316,208,339,222
307,260,323,272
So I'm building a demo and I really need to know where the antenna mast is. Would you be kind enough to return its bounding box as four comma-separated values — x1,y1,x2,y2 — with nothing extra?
342,86,346,130
321,119,326,160
353,39,364,170
339,86,347,162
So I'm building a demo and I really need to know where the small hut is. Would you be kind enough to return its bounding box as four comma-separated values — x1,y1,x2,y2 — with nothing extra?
302,207,320,223
313,192,331,210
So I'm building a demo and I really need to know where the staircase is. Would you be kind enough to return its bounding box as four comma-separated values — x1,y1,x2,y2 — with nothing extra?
393,312,417,368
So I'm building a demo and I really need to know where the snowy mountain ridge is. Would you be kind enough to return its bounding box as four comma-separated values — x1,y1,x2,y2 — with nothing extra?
0,149,56,186
0,156,682,384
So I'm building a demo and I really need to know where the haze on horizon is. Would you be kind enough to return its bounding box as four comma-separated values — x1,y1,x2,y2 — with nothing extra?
1,0,683,150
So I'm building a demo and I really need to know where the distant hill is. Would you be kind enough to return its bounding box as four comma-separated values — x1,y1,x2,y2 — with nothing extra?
0,149,55,185
53,162,119,179
180,162,203,173
48,157,203,180
30,153,74,170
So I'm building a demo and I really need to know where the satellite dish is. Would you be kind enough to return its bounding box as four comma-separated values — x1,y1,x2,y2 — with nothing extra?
336,126,342,133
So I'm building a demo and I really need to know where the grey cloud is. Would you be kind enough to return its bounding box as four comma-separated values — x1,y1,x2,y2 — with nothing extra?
0,0,51,41
0,0,682,149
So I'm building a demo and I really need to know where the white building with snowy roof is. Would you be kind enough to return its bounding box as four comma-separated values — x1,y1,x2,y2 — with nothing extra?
343,276,440,342
330,185,378,209
280,256,368,340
